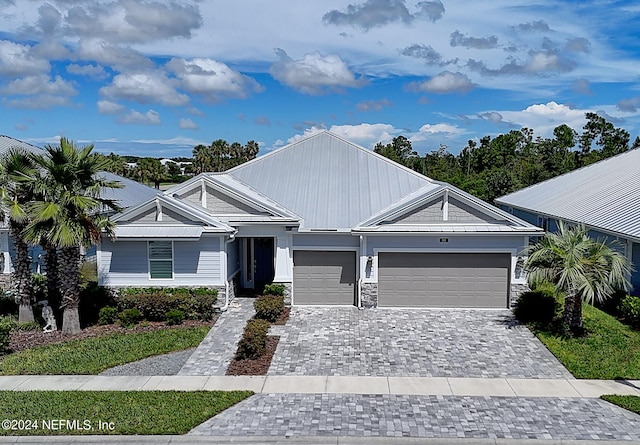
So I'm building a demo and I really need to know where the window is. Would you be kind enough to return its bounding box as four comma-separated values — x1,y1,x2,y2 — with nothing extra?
148,241,173,279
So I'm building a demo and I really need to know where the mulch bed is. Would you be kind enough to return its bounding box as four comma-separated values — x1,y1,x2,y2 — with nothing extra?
273,307,291,325
226,307,290,375
7,318,214,353
226,336,279,376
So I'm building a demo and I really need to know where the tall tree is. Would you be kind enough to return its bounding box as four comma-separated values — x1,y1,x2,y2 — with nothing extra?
524,223,631,335
24,138,121,334
192,139,261,174
134,158,167,189
0,149,37,322
579,112,630,162
373,136,417,165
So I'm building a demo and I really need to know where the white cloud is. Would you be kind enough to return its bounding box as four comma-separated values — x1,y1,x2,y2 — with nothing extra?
0,40,49,76
0,74,76,96
5,95,74,109
63,0,202,44
167,57,263,101
178,118,198,129
270,49,365,95
287,123,401,147
97,100,125,114
409,71,474,94
118,109,161,125
67,63,109,80
492,101,587,136
356,98,392,112
410,123,465,142
100,71,188,106
76,38,153,71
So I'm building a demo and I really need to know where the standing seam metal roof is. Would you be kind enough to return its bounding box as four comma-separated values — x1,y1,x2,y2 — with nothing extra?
496,147,640,240
228,131,433,230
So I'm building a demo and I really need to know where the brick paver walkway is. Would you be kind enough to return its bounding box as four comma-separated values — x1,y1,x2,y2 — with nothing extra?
178,298,255,376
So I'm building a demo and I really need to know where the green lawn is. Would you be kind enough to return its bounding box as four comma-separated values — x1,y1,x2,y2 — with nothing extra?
0,326,209,375
0,391,252,435
535,304,640,379
601,395,640,415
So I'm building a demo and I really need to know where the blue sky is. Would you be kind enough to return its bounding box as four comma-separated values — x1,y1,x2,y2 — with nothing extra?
1,0,639,157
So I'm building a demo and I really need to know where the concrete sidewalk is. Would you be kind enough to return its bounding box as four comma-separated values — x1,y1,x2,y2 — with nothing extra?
2,436,640,445
3,436,640,444
1,375,639,398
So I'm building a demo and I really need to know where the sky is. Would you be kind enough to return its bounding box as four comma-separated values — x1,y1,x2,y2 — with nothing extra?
1,0,639,158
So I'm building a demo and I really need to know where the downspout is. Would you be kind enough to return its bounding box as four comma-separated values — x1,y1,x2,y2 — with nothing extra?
357,235,364,308
218,231,237,312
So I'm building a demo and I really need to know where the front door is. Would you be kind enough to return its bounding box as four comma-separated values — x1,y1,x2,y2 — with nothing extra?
241,237,275,292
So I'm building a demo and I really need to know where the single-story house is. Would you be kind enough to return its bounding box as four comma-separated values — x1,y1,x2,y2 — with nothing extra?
98,131,543,308
495,147,640,295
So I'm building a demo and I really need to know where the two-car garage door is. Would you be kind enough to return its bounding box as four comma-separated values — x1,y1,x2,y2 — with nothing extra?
292,250,510,308
378,253,510,308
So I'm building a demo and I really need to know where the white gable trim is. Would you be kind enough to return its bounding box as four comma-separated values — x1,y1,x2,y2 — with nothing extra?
165,174,299,220
112,195,233,232
358,185,534,229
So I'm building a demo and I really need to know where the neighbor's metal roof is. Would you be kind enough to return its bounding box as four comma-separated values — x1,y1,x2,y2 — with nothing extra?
496,148,640,240
0,135,43,155
98,171,161,211
228,131,435,230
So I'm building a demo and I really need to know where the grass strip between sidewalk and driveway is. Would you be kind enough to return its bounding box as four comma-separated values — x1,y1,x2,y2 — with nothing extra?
535,304,640,379
601,395,640,415
0,390,253,435
0,326,209,375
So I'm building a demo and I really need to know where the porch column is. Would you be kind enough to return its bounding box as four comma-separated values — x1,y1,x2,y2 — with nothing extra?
273,235,292,282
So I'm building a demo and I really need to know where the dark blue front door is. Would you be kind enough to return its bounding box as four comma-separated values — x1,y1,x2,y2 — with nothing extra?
254,237,275,293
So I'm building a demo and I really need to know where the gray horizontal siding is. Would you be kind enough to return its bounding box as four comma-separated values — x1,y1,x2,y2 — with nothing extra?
99,236,224,287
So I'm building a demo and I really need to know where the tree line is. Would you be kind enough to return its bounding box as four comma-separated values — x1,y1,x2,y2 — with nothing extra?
98,139,260,188
374,113,640,203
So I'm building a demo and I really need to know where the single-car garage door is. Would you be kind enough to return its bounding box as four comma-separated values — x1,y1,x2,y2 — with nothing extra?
293,251,356,305
378,253,510,308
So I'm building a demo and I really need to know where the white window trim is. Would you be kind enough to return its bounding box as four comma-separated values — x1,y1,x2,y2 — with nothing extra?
148,240,174,280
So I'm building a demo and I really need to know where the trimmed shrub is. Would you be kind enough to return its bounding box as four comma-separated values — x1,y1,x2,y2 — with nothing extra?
619,295,640,327
0,318,13,354
118,287,216,321
98,306,118,325
118,308,141,328
263,283,285,297
514,284,559,325
15,321,41,332
254,295,285,323
166,309,185,326
236,319,270,360
183,288,217,321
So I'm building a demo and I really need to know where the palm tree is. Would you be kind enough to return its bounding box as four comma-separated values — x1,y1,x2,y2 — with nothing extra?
24,138,121,334
0,148,38,322
524,222,632,335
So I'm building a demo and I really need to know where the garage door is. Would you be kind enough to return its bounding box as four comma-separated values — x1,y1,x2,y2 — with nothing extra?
293,251,356,305
378,253,509,308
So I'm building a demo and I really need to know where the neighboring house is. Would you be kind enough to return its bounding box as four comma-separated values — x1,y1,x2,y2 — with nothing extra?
0,135,45,277
0,135,160,280
99,131,542,309
495,147,640,295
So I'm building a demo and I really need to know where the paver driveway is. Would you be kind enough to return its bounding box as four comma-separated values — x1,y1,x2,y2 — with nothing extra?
268,307,572,378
